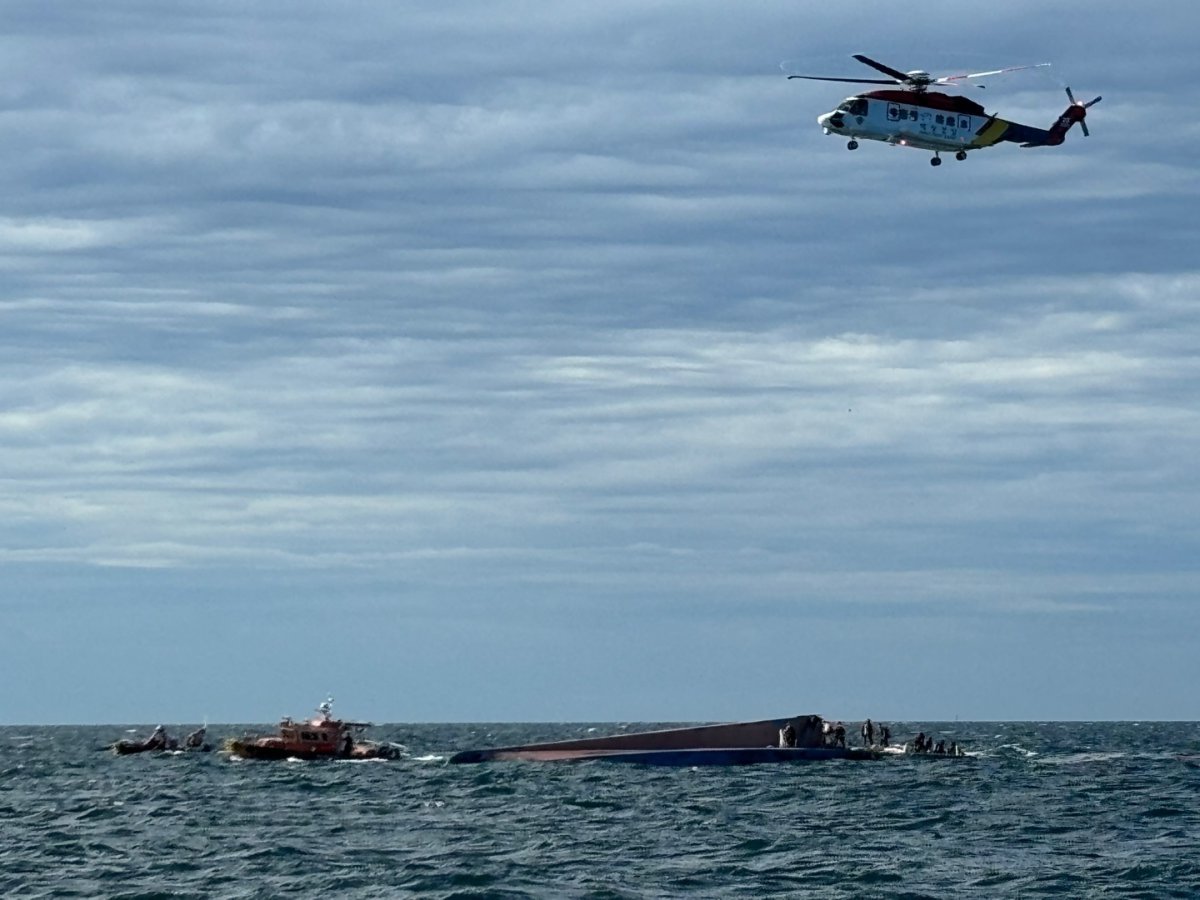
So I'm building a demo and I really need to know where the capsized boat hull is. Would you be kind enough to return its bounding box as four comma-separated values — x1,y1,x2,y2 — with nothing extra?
449,715,841,764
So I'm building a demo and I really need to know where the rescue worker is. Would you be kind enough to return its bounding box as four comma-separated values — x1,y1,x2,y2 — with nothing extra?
145,725,168,751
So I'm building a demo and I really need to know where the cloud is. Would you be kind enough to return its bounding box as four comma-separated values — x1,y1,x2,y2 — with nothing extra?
1,0,1198,720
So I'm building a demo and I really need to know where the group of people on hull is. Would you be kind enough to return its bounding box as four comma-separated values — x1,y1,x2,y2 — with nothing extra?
776,717,894,749
777,717,962,755
777,715,822,748
858,719,892,748
815,718,894,749
862,718,961,753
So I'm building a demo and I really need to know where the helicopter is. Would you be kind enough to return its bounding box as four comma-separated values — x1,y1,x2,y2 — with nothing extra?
786,54,1100,165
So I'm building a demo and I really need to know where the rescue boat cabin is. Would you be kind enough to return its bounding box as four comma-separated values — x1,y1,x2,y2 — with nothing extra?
273,715,356,754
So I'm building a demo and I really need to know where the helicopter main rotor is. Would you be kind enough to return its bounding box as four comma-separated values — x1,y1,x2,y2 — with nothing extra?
785,54,1049,93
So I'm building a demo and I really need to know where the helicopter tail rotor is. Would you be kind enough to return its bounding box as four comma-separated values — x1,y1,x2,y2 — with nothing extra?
1065,87,1101,137
1039,88,1101,145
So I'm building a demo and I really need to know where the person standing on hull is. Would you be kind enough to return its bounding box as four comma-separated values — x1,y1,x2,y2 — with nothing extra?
879,724,891,747
862,719,875,747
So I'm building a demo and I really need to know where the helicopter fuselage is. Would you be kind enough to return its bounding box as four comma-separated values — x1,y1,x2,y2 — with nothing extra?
819,90,993,151
817,89,1068,158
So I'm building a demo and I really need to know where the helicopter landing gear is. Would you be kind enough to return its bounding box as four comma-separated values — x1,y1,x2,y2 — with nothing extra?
930,154,942,166
955,150,967,161
847,139,859,150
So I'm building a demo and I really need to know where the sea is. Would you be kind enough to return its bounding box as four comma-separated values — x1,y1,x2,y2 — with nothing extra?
2,721,1198,898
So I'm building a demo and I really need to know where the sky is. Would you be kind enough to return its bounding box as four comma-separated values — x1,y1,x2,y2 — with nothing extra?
2,1,1198,724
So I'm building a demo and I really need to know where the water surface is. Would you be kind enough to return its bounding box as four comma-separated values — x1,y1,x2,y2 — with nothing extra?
3,721,1198,897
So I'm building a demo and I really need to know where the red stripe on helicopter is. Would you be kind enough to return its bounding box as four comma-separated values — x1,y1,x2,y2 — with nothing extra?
862,89,987,116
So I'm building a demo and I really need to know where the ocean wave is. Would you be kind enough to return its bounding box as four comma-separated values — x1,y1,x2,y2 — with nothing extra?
1,722,1198,898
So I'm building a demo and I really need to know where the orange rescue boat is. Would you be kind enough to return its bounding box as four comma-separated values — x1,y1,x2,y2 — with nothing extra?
224,699,403,761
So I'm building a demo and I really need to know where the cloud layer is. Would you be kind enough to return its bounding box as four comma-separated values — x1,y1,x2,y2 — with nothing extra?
2,1,1198,722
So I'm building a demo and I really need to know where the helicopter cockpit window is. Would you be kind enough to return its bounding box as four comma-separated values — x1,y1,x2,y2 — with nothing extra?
838,98,868,116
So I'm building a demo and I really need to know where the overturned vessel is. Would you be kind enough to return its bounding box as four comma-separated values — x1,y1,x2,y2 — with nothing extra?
449,715,879,766
224,699,403,761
